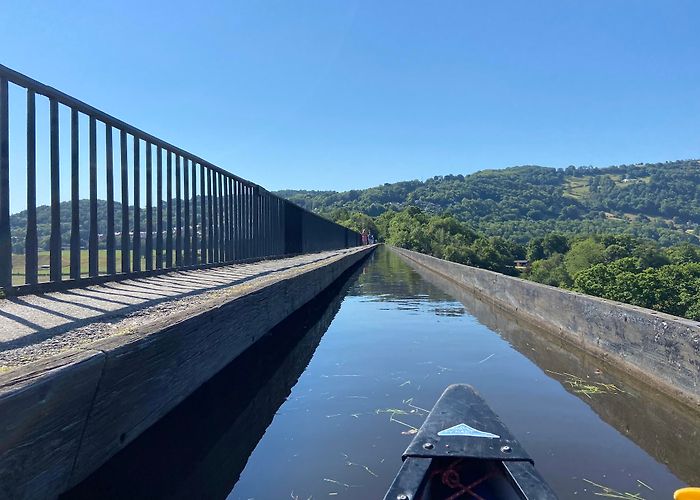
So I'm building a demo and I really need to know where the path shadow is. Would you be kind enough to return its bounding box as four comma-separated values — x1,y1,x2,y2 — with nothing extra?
0,254,332,355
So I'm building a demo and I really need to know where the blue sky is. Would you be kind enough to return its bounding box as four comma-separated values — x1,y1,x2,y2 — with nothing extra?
1,0,699,210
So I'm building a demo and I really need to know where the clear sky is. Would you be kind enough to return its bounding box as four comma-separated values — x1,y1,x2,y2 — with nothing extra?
2,0,699,204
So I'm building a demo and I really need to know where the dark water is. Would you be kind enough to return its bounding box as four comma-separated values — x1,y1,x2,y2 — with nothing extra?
65,247,699,500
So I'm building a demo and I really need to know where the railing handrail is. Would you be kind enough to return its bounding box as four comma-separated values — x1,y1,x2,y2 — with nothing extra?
0,64,256,187
0,64,305,212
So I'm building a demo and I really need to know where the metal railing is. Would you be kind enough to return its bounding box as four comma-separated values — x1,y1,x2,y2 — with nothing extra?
0,64,360,296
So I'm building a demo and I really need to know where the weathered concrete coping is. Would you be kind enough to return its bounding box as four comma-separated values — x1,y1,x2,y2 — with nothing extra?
0,245,375,499
390,246,700,410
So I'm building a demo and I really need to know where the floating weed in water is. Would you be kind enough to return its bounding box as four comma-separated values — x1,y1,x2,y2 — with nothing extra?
390,413,418,431
582,479,647,499
377,398,429,434
290,491,313,500
478,353,495,364
323,478,358,489
341,453,379,478
376,408,419,430
376,408,409,416
401,398,428,413
546,370,626,399
406,401,429,414
347,461,379,478
636,480,653,491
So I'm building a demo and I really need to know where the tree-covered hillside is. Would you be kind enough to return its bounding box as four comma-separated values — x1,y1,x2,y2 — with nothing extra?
277,160,700,246
338,206,700,321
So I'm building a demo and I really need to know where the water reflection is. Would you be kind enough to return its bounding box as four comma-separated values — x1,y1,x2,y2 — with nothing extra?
398,251,700,486
63,248,695,500
62,261,361,500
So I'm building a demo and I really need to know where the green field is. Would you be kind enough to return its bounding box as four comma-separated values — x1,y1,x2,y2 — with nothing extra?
10,249,183,286
562,176,591,199
563,174,652,201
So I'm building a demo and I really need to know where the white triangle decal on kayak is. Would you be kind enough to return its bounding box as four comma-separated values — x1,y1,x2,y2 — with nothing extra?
437,423,500,439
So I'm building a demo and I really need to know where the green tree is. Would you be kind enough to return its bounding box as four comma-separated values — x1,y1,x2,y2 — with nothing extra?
564,239,606,277
667,243,700,264
542,233,569,256
528,253,571,287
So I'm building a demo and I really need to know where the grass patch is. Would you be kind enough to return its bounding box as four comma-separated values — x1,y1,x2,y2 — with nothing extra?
563,176,591,200
10,249,181,286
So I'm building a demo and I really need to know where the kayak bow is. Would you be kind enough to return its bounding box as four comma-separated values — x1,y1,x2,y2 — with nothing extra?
384,384,558,500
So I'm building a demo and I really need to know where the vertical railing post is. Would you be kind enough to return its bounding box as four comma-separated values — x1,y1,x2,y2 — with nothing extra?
266,195,271,256
260,193,265,257
25,90,38,284
278,198,282,254
145,142,153,271
133,138,141,272
49,99,62,282
199,163,206,264
183,158,190,265
256,188,261,257
0,77,10,290
249,186,254,258
120,130,130,273
166,151,173,268
191,162,198,264
263,194,268,256
222,176,229,261
106,125,115,275
245,186,251,259
207,169,214,262
234,180,241,261
269,196,274,255
70,109,80,280
218,173,224,260
89,116,98,277
227,177,233,260
212,172,219,262
254,187,260,258
156,146,163,269
175,155,182,266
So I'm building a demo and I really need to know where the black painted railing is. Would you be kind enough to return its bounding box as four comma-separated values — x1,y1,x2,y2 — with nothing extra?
0,64,360,296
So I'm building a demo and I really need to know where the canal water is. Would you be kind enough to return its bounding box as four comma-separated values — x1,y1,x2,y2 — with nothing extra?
64,247,699,500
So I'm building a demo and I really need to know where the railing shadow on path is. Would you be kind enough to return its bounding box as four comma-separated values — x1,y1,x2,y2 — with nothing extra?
0,251,345,357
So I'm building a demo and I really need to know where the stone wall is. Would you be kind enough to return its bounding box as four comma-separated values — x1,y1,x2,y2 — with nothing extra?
390,246,700,409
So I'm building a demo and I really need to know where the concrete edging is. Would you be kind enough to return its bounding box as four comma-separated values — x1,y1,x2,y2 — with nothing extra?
0,246,375,499
390,246,700,410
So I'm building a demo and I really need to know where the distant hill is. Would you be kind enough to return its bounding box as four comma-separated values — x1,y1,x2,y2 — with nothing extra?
276,160,700,246
8,160,700,253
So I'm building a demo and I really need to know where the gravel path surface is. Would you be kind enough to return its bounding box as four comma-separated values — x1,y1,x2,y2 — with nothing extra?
0,249,358,369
